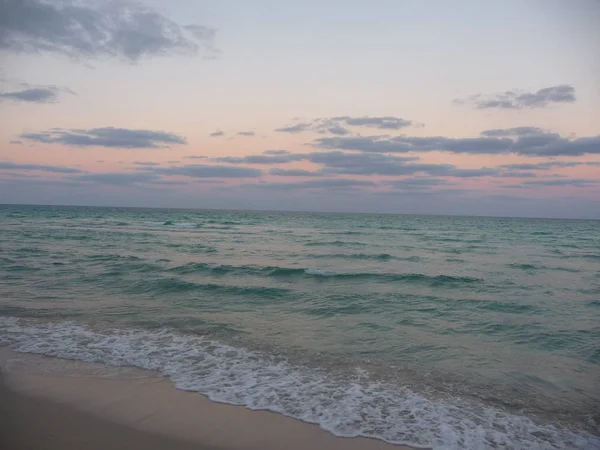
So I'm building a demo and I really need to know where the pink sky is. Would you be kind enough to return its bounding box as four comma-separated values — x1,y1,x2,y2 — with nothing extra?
1,0,599,218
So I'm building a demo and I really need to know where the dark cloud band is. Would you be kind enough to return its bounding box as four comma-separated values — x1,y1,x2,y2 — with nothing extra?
21,127,187,149
315,129,600,157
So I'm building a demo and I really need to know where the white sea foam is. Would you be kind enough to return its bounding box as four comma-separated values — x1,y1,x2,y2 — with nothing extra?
0,316,598,450
304,268,337,276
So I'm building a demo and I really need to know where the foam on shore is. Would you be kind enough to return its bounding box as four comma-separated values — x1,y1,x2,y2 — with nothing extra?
1,316,598,450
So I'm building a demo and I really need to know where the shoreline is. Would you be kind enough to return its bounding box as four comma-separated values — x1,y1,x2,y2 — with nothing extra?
2,316,599,450
0,347,415,450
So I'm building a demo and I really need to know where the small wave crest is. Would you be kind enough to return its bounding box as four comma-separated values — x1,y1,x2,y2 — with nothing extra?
304,240,368,247
167,262,481,286
299,253,399,261
508,263,541,270
126,277,291,298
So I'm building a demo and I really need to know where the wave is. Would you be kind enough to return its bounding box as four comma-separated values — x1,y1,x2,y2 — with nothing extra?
507,263,540,270
445,258,464,263
477,301,539,314
301,252,396,261
4,264,40,272
580,254,600,261
144,221,201,229
420,236,473,243
143,220,239,230
164,243,217,254
14,247,46,254
167,262,482,287
322,230,366,235
299,271,481,286
304,240,368,247
203,219,242,225
126,277,291,299
0,317,596,450
507,263,582,273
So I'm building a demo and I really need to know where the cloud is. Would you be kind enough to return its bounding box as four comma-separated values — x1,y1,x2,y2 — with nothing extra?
144,179,188,185
326,125,351,135
184,24,216,42
244,178,377,190
1,87,55,103
269,168,325,177
332,116,412,130
276,116,413,134
213,154,305,164
0,80,75,104
444,168,499,177
132,161,160,166
315,129,600,157
304,151,419,176
0,0,218,61
0,161,83,173
315,135,512,154
237,131,255,136
456,85,576,109
275,123,311,133
383,178,458,189
181,147,599,186
71,171,191,186
496,171,538,178
503,179,599,188
481,127,546,137
74,172,163,186
184,155,207,159
263,150,289,155
0,171,40,178
304,151,497,177
497,161,581,170
21,127,187,148
207,148,509,180
481,194,531,202
0,177,83,188
149,164,263,178
376,188,474,199
209,150,500,178
209,131,225,137
517,179,599,187
9,140,22,144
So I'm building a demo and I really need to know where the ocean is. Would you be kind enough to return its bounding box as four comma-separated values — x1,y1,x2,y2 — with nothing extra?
0,204,598,449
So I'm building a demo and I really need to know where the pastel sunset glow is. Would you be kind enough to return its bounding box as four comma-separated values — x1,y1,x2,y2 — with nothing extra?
1,0,599,218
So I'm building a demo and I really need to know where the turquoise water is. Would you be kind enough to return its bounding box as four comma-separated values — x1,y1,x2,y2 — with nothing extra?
0,204,599,449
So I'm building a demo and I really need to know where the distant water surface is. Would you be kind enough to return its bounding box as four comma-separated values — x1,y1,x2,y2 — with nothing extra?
1,205,599,449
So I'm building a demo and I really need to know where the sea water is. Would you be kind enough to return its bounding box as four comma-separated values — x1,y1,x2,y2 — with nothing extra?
0,204,598,449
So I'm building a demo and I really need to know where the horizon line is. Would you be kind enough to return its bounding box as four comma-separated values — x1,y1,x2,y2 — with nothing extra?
1,202,598,221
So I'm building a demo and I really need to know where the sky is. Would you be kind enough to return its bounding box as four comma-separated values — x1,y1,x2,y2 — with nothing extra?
1,0,599,218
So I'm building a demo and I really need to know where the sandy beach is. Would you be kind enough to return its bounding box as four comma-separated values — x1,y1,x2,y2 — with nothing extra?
0,348,413,450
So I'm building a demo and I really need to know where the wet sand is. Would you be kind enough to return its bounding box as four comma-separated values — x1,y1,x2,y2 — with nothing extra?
0,348,414,450
0,372,218,450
